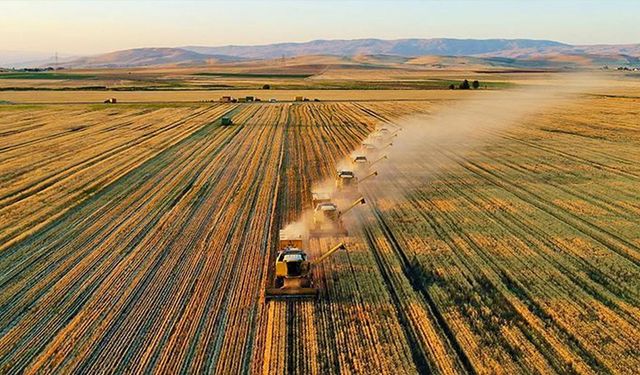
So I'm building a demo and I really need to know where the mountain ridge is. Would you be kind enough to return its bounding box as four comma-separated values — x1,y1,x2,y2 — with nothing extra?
182,38,572,59
5,38,638,68
64,47,239,68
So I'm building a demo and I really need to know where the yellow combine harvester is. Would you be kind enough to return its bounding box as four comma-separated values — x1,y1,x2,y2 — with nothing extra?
352,155,369,173
265,230,346,300
353,154,387,171
335,169,377,191
353,155,368,164
309,197,365,237
335,169,356,190
311,191,332,207
376,125,401,138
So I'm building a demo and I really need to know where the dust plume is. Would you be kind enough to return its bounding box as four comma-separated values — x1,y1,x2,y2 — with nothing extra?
357,73,608,202
281,210,314,238
282,73,607,241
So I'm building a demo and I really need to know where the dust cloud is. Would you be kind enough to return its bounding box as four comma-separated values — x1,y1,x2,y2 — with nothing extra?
282,73,607,242
281,214,311,238
358,73,608,201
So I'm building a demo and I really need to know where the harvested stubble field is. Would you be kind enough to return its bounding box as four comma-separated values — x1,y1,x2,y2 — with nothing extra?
1,89,639,374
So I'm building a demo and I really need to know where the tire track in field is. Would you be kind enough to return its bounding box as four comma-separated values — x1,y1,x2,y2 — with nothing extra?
491,130,640,181
396,164,620,372
446,153,640,266
360,197,476,375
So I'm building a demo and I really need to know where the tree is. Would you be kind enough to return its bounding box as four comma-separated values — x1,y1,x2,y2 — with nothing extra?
459,79,470,90
448,84,455,90
472,80,480,89
263,84,271,89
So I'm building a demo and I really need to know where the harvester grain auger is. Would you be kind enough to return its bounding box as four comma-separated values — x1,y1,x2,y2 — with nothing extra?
359,171,378,183
369,155,387,168
309,196,365,238
265,233,347,300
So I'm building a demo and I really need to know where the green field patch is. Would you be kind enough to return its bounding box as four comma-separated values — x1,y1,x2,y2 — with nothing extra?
193,72,314,79
0,72,96,80
0,104,49,111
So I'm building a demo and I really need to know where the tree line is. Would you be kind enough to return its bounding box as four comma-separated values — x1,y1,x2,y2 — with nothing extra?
449,79,480,90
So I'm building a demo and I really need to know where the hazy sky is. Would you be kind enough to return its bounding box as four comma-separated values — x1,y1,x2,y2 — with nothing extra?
1,0,639,55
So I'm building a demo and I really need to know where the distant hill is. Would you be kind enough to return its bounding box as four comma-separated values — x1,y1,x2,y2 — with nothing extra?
473,43,640,65
47,39,640,69
0,51,78,68
64,48,240,68
184,38,570,59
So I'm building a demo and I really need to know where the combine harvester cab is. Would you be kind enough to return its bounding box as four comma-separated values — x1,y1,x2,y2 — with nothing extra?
310,202,343,237
352,155,369,172
353,155,368,164
334,169,359,200
266,230,346,300
335,169,357,191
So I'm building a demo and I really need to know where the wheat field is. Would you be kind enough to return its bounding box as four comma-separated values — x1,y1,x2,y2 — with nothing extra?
1,82,639,373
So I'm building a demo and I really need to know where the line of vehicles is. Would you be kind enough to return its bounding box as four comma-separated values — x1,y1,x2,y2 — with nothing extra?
266,124,402,300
